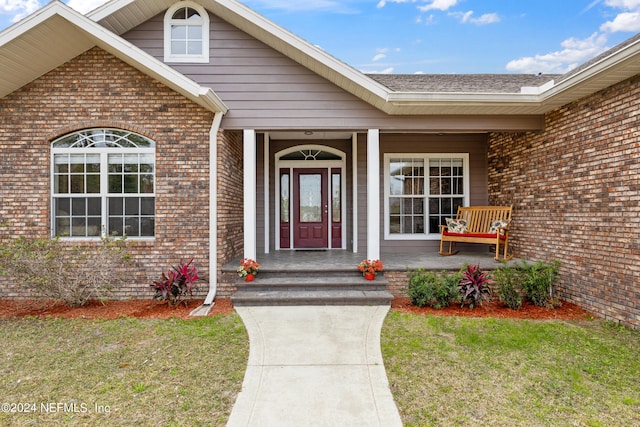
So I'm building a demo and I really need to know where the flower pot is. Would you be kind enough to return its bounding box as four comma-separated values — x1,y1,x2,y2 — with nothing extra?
364,273,375,281
245,273,255,282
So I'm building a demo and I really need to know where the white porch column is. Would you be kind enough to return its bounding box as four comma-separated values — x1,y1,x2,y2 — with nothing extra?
244,129,257,260
367,129,380,260
352,132,358,254
263,133,270,254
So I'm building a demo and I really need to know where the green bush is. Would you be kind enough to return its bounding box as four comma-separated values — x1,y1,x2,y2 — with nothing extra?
493,265,523,310
407,269,460,309
0,235,130,307
519,260,561,308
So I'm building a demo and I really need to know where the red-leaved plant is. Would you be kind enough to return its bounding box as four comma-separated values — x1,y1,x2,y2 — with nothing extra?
458,264,493,309
152,258,199,306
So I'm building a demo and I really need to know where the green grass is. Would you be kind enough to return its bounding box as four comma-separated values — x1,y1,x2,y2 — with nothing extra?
382,313,640,427
0,314,248,426
3,310,639,427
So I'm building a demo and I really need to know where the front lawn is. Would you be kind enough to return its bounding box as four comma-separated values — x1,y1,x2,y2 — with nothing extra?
382,313,640,426
0,314,248,426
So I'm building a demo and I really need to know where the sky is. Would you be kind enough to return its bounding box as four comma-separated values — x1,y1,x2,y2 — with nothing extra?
1,0,640,74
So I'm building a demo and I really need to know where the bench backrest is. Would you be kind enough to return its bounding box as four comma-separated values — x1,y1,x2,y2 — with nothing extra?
456,206,512,233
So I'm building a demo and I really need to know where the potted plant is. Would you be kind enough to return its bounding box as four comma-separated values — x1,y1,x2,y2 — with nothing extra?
237,258,261,282
357,259,384,280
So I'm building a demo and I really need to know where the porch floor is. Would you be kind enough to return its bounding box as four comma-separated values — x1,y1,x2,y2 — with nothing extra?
225,250,519,273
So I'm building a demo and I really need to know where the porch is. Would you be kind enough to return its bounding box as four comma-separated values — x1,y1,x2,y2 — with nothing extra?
225,250,518,305
233,250,515,272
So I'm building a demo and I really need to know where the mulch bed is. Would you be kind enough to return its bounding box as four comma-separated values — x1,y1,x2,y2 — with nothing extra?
0,297,592,321
391,297,592,321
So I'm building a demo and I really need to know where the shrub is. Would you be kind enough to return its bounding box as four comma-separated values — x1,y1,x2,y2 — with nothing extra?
407,269,460,309
520,260,561,308
458,264,493,309
493,265,523,310
152,258,199,306
0,236,129,307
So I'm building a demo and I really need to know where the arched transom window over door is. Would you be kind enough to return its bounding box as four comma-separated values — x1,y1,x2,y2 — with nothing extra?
51,128,156,239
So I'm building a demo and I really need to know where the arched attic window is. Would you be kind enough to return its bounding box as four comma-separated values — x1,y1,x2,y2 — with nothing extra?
164,1,210,63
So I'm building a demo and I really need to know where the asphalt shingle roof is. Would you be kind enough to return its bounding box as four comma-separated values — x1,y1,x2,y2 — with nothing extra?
366,73,561,93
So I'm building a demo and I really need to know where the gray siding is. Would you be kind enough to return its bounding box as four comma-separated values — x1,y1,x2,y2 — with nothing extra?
374,134,489,254
123,12,543,132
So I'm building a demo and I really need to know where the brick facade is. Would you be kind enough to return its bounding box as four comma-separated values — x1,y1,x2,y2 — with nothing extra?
0,47,218,299
215,129,244,296
488,74,640,328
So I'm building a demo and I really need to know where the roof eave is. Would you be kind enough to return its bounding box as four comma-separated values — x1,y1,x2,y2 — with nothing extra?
0,2,228,113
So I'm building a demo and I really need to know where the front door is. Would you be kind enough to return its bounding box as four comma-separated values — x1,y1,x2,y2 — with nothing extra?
293,168,328,248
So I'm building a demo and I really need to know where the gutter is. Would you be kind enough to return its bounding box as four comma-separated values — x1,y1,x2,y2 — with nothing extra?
191,111,224,316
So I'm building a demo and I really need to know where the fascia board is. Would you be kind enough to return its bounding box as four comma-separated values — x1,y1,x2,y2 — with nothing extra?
538,37,640,105
87,0,136,22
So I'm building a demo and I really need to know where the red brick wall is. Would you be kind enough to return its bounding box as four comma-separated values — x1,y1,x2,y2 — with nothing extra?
0,47,216,299
216,129,244,296
488,75,640,328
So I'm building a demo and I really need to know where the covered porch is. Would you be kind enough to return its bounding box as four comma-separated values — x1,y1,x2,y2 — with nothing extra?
235,250,517,273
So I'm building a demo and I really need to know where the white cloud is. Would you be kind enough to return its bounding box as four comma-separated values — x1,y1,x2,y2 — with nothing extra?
417,0,458,12
450,10,500,25
66,0,110,14
0,0,40,22
604,0,640,8
373,48,389,62
360,66,395,74
600,0,640,32
601,11,640,31
506,33,609,74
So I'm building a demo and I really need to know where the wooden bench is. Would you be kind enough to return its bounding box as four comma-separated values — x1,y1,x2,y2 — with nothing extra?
439,206,513,261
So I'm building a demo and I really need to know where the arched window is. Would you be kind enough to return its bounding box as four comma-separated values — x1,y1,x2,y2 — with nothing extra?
164,1,209,63
51,129,156,238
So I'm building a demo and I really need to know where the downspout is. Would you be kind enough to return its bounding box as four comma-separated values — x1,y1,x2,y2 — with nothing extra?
204,112,224,306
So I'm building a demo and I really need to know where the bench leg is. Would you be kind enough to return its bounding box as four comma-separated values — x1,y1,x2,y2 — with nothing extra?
494,239,513,261
439,240,459,256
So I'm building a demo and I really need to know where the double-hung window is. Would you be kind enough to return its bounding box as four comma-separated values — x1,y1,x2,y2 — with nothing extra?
164,2,209,63
384,153,469,239
51,129,155,239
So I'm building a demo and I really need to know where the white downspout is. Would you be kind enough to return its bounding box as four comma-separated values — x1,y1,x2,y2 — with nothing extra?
204,112,224,306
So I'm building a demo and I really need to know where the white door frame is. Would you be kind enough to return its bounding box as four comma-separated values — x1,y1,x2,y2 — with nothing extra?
274,145,346,250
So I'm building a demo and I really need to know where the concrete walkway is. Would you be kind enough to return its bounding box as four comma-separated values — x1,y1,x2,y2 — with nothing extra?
227,305,403,427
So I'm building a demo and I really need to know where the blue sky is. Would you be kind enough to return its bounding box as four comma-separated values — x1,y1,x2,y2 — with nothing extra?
1,0,640,74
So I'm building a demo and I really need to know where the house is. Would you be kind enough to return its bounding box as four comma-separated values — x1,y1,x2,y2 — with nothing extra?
0,0,638,327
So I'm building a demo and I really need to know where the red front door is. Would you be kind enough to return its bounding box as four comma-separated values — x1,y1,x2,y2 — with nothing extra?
293,168,328,248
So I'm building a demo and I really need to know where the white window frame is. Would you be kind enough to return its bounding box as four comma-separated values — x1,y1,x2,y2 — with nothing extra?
164,1,210,63
384,153,470,241
51,129,156,240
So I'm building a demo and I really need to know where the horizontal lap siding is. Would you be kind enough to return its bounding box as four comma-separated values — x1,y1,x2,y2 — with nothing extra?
356,134,489,254
123,13,386,130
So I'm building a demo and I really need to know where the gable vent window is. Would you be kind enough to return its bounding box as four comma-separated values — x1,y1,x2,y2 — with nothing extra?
164,2,209,63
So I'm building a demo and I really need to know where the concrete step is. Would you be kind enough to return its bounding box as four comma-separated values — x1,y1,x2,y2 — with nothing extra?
231,272,392,306
232,289,393,306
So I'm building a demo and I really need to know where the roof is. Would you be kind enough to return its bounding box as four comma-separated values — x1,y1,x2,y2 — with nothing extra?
367,74,562,94
0,1,227,113
2,0,640,116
